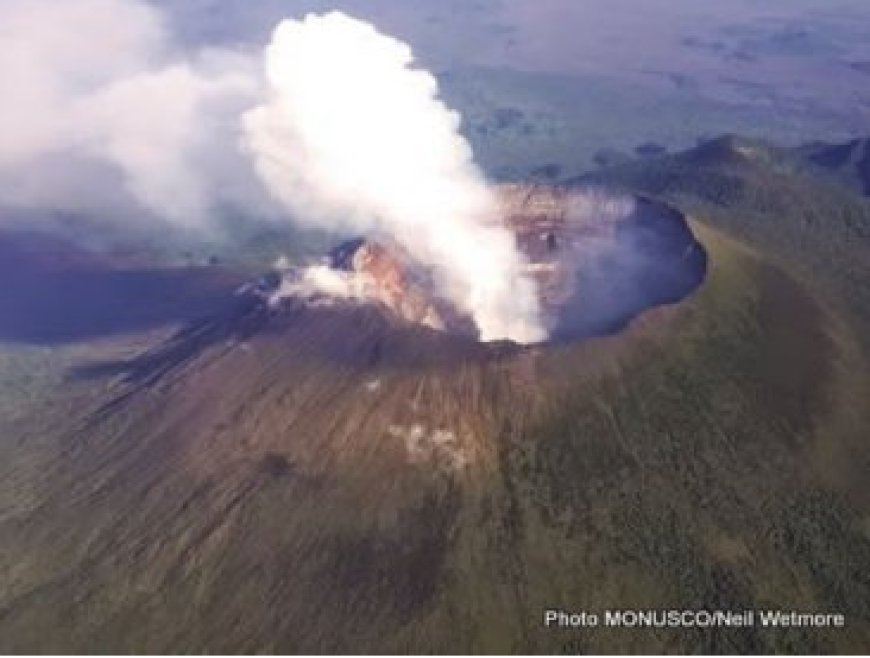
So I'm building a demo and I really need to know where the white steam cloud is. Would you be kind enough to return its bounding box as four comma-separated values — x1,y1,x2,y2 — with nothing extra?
0,0,264,227
0,2,546,343
241,13,545,343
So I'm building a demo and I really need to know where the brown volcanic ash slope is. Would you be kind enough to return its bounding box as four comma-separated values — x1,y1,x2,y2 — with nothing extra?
1,185,869,653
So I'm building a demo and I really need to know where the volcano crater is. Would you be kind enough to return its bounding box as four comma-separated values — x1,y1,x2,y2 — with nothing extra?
504,184,707,343
269,184,707,348
86,184,707,385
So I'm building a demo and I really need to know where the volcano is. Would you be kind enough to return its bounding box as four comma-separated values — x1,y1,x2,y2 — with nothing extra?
258,184,707,345
81,184,706,398
2,152,869,653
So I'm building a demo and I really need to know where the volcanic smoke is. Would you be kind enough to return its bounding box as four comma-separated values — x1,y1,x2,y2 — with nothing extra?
0,1,546,342
243,13,546,343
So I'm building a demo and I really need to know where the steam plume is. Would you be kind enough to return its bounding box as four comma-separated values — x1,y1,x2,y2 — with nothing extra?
242,13,545,343
0,0,264,227
0,3,546,342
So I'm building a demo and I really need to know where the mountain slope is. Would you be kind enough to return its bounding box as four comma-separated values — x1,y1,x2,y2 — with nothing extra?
1,139,870,652
793,137,870,197
581,135,870,354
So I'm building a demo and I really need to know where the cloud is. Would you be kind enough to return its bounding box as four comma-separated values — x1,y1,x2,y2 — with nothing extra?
0,0,266,228
0,3,546,342
242,12,545,342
